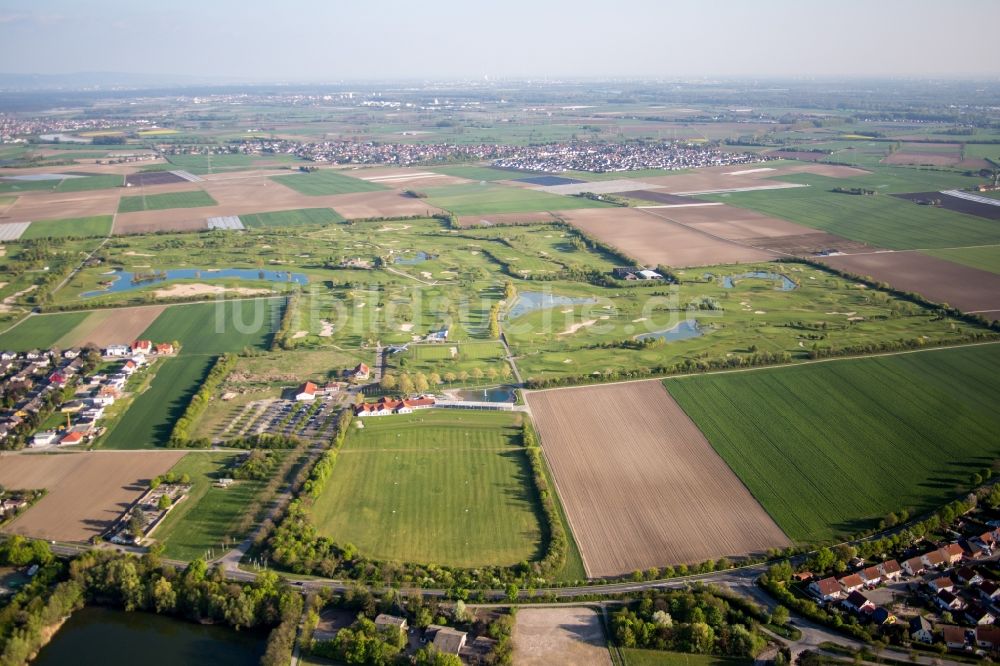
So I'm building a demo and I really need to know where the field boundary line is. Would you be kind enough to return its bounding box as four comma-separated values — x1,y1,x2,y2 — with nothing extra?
524,339,1000,396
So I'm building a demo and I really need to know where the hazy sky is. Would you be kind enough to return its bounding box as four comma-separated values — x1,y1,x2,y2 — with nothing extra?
1,0,998,81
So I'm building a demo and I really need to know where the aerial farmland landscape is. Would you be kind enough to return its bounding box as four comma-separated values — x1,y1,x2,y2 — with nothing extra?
0,1,999,665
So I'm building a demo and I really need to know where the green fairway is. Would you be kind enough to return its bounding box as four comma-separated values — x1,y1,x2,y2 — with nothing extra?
270,170,388,196
118,190,217,213
665,344,1000,543
21,215,113,239
153,452,271,561
707,171,999,249
0,312,89,351
424,182,614,216
310,410,544,568
239,207,344,228
138,298,281,354
101,356,213,449
922,245,1000,275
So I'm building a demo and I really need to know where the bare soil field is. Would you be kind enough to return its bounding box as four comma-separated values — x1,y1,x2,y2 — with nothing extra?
347,167,471,187
882,152,958,167
562,208,777,267
457,211,561,227
2,190,120,224
637,163,867,195
741,232,874,255
643,204,814,240
619,190,701,205
775,163,871,178
321,190,447,219
54,305,167,348
513,607,611,666
113,215,208,235
821,250,1000,315
0,451,186,541
525,381,791,577
538,179,663,195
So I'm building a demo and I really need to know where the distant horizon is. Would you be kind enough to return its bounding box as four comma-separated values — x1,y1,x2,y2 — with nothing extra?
1,0,998,82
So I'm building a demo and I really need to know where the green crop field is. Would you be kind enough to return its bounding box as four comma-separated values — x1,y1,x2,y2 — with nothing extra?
623,650,753,666
310,410,544,568
0,312,89,351
428,165,532,182
153,452,272,561
138,298,282,354
665,344,1000,543
100,356,213,449
922,245,1000,275
270,170,388,196
424,182,614,216
118,190,217,213
21,215,113,239
0,179,61,194
166,153,254,173
239,207,344,228
706,170,999,249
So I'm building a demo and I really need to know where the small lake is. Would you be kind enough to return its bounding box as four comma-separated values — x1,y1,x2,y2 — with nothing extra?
34,606,266,666
635,319,705,343
722,271,797,291
38,133,91,144
453,386,516,403
82,268,309,298
394,251,433,265
507,291,598,319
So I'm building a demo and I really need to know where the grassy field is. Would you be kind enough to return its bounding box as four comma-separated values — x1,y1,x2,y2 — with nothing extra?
310,410,544,568
239,207,344,228
623,650,753,666
664,344,1000,543
270,170,388,196
138,299,281,354
54,174,123,192
428,165,532,181
706,170,998,249
118,190,217,213
0,312,89,350
922,245,1000,275
21,215,113,239
100,356,213,449
153,451,271,561
424,182,614,216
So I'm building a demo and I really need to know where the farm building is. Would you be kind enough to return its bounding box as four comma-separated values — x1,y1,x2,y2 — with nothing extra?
294,382,318,401
354,396,435,417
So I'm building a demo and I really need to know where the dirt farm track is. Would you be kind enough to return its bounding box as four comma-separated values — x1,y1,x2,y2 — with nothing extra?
0,450,185,542
525,381,790,577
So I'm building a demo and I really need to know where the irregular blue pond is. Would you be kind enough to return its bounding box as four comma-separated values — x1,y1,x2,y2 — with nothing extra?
82,268,308,298
635,319,705,343
723,271,797,291
507,291,598,319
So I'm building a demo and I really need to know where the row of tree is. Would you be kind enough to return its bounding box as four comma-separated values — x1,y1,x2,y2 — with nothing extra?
167,353,238,447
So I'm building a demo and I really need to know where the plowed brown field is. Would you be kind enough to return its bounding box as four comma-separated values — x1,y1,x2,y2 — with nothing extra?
526,380,790,577
54,305,167,348
0,451,186,541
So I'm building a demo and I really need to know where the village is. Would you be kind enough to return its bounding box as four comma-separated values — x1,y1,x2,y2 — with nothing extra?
791,497,1000,657
0,339,176,451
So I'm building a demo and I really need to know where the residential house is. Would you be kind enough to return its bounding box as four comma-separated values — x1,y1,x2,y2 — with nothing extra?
955,567,983,586
839,573,865,594
810,577,843,601
902,557,926,577
936,590,964,611
975,625,1000,650
942,543,964,565
922,549,947,569
0,352,17,361
60,431,84,446
132,340,152,354
942,625,968,650
842,591,875,614
294,381,318,402
347,363,370,382
879,559,903,581
909,616,933,644
860,566,882,586
154,343,174,355
374,614,408,635
105,345,129,357
963,603,995,626
62,349,79,359
929,576,955,594
431,627,467,655
978,580,1000,603
31,431,58,446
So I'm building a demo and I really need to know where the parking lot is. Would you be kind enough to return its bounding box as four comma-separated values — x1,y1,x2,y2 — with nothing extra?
221,395,342,443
